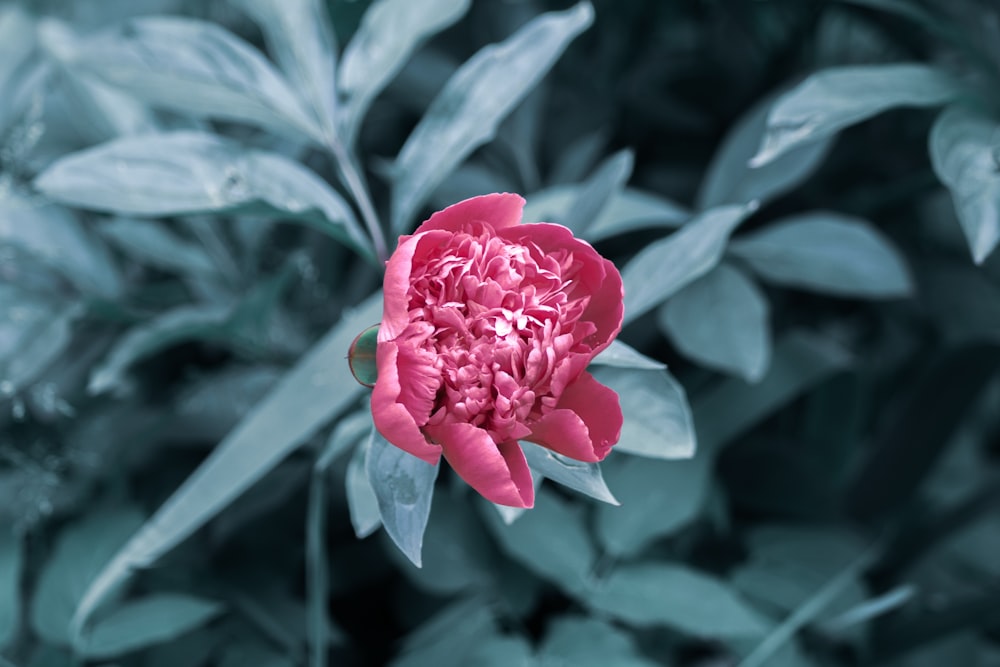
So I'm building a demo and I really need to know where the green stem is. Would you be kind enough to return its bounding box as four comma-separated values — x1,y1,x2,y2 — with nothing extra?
329,140,388,265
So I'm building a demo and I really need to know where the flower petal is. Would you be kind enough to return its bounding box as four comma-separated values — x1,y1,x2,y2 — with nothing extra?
425,422,535,508
414,193,526,235
372,341,442,464
527,371,621,462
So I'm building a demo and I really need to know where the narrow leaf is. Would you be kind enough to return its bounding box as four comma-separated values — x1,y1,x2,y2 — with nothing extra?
564,149,634,235
622,202,757,324
585,563,771,637
729,212,913,298
88,304,232,395
0,529,21,648
234,0,339,142
35,131,370,257
339,0,470,144
697,91,833,209
520,441,618,505
594,452,712,558
365,428,439,567
0,191,122,299
591,365,696,460
346,433,382,538
929,105,1000,264
538,616,660,667
101,219,216,276
74,16,320,140
751,64,959,167
71,292,383,632
659,263,771,381
392,2,594,233
77,594,222,660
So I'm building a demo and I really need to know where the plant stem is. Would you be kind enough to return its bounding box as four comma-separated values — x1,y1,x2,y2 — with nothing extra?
329,140,388,265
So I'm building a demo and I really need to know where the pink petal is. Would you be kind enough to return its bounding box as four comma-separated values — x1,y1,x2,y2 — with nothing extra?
371,341,442,464
527,371,621,462
424,422,535,508
414,193,526,235
502,223,624,352
381,230,450,340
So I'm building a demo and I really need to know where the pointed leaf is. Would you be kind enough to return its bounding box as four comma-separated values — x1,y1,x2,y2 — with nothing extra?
622,202,757,324
234,0,339,142
0,529,21,648
392,2,594,233
565,149,634,235
521,441,618,505
929,105,1000,264
538,616,659,667
77,594,222,659
88,304,232,395
74,16,320,140
365,428,439,567
595,452,712,558
339,0,470,144
0,191,122,299
100,219,216,276
729,212,913,298
751,64,959,167
659,263,771,381
590,365,696,460
0,286,83,395
697,91,833,209
71,292,383,631
346,432,382,539
590,339,666,371
35,131,370,256
483,486,595,594
585,563,771,637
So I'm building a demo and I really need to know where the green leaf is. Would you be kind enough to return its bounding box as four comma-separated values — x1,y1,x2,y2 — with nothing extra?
694,331,852,454
564,149,634,235
584,563,771,637
34,131,370,257
590,365,696,460
218,638,296,667
929,105,1000,264
233,0,339,142
338,0,470,144
74,16,320,141
77,594,222,659
523,185,688,242
0,529,21,648
520,441,618,505
391,2,594,233
365,427,439,567
590,339,666,371
0,286,83,395
482,486,595,594
659,263,771,382
391,598,497,667
538,616,659,667
729,212,913,298
31,507,145,646
100,219,217,277
622,202,757,324
697,91,833,209
0,191,122,299
750,64,959,167
346,432,381,538
70,292,383,632
594,452,711,558
88,304,232,395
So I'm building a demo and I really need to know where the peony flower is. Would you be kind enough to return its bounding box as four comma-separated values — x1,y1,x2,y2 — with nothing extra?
372,193,624,508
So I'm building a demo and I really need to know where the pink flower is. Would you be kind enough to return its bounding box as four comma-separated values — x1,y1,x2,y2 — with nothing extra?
372,193,624,508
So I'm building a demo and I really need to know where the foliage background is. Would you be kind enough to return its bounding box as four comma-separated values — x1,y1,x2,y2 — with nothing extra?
2,0,1000,665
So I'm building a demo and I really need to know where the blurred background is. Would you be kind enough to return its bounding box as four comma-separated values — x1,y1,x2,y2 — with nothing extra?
2,0,1000,665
